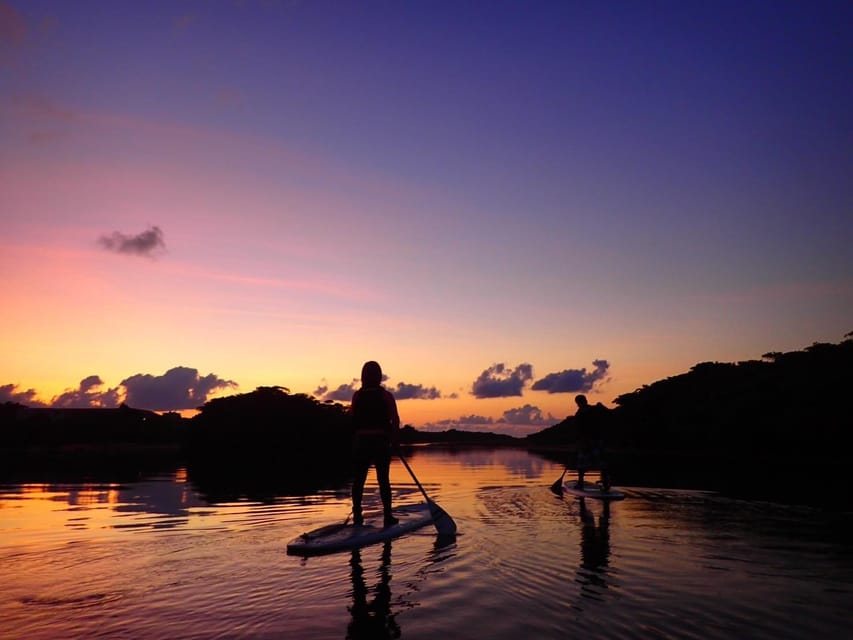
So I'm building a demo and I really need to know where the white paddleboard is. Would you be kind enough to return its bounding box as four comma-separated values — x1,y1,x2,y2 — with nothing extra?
286,503,434,556
562,482,625,501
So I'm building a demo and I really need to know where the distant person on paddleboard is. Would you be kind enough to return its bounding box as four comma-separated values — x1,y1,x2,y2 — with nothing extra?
573,394,611,491
351,361,401,528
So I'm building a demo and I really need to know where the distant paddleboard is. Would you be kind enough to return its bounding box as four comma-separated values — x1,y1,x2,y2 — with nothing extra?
286,503,434,556
562,482,625,501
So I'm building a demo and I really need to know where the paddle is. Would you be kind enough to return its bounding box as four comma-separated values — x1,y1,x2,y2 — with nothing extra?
550,467,569,494
397,451,457,535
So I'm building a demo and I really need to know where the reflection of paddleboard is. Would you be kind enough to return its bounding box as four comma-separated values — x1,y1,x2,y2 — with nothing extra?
562,482,625,501
286,503,434,556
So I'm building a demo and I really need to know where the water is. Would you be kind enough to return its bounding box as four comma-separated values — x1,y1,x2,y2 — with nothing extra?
1,447,851,639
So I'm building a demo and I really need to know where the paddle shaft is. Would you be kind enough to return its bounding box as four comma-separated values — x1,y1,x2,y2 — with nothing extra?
396,450,457,535
397,452,431,503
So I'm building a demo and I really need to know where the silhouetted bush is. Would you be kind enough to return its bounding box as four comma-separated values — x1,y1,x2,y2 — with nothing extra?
185,386,352,462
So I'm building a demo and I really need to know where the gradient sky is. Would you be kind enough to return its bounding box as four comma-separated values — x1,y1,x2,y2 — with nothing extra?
2,0,851,435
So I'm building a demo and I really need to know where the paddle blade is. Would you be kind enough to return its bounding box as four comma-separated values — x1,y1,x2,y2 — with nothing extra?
550,469,567,495
427,499,457,535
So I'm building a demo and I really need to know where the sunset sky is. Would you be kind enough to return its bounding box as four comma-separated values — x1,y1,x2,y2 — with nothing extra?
2,1,851,435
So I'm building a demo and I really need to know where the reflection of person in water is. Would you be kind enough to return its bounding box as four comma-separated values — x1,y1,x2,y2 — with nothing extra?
576,498,611,594
347,541,400,640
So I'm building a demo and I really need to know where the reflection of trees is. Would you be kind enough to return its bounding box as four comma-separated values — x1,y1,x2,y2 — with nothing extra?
185,456,352,503
3,471,210,531
347,542,400,640
575,499,611,601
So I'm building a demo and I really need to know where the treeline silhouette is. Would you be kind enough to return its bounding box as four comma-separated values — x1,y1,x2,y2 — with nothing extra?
2,337,850,504
184,386,354,498
527,335,852,507
528,336,851,453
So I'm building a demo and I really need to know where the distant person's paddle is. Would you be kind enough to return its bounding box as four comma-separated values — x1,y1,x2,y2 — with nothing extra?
550,467,569,495
397,451,457,535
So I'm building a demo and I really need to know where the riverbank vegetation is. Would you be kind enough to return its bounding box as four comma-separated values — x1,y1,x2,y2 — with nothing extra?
2,336,850,506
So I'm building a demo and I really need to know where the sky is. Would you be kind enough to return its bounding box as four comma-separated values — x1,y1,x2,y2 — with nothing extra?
1,0,851,436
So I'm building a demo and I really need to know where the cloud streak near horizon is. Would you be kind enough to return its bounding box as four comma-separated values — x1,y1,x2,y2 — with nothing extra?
420,402,558,437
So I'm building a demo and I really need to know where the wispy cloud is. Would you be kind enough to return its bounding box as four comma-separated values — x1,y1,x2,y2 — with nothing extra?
98,225,166,258
0,1,26,68
173,13,197,32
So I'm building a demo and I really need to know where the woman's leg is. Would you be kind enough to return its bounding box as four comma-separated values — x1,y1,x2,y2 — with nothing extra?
374,448,397,525
351,440,370,525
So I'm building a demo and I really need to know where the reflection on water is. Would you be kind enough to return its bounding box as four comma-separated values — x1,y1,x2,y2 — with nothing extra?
1,448,852,640
348,542,398,640
575,499,611,602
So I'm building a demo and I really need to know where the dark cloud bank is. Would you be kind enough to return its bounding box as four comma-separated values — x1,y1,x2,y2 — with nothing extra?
315,379,443,402
314,358,611,412
531,359,610,393
1,367,236,411
470,360,610,398
471,363,534,398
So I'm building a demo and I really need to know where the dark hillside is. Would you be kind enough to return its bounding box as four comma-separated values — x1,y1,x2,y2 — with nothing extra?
527,336,852,508
528,337,851,454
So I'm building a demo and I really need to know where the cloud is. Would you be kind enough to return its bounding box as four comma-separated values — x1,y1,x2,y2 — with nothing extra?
497,404,557,426
0,383,46,407
98,225,166,257
392,382,442,400
315,377,443,402
4,95,74,145
531,359,610,394
51,375,121,408
419,409,549,437
422,414,495,430
121,366,237,411
471,363,534,398
314,381,358,402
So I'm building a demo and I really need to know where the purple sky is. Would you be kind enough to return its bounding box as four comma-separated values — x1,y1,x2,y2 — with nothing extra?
1,0,851,434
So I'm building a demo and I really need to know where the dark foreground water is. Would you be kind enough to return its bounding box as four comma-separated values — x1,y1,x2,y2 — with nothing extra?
1,447,851,639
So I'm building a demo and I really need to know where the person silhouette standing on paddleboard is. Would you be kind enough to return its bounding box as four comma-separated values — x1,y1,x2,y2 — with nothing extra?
351,361,401,528
573,394,611,491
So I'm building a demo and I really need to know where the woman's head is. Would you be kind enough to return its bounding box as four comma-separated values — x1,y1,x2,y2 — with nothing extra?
361,360,383,387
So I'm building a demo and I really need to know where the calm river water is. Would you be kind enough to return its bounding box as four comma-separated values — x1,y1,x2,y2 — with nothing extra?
1,447,851,639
